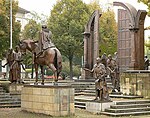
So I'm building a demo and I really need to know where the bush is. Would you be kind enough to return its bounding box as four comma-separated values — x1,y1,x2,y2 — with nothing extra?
62,62,81,77
25,69,32,73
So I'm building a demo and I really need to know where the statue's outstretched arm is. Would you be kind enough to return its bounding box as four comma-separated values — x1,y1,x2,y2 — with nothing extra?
83,68,93,73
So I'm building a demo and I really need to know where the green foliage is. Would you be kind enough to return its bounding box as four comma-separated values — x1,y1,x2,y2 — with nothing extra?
100,9,117,55
61,62,80,77
22,11,48,40
22,52,32,68
25,69,32,73
30,11,48,24
48,0,90,78
87,0,102,13
138,0,150,16
0,0,21,59
22,19,40,40
45,69,53,75
145,39,150,58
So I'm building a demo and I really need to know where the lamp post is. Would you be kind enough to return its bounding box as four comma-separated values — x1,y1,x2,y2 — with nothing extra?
29,29,34,79
10,0,12,49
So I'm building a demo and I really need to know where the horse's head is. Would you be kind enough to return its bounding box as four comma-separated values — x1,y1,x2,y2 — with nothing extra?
19,40,27,55
19,39,38,54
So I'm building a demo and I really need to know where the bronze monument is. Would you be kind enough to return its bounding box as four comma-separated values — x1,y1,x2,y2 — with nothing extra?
19,26,62,85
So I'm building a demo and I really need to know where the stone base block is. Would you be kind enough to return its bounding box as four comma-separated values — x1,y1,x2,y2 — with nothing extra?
120,71,150,98
86,101,114,113
21,84,74,116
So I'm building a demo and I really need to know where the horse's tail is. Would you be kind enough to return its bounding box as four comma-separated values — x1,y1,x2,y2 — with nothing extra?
53,49,58,70
53,49,62,78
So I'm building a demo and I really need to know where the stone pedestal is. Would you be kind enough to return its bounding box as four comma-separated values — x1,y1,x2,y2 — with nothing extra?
120,70,150,98
86,101,114,113
21,84,74,116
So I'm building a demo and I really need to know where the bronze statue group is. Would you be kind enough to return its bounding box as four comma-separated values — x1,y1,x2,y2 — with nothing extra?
84,52,120,102
2,25,54,84
2,24,120,102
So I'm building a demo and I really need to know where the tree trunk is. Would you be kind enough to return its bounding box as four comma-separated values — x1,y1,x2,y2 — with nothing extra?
69,58,73,79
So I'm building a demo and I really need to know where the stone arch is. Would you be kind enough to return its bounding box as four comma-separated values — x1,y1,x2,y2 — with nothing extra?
113,2,147,70
114,2,137,28
82,10,102,79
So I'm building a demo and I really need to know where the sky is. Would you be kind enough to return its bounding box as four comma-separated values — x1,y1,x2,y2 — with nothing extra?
18,0,148,16
18,0,150,39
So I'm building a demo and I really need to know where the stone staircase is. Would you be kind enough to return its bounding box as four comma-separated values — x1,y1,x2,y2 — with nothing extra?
0,86,21,108
74,79,113,109
101,100,150,116
73,80,142,112
73,79,149,116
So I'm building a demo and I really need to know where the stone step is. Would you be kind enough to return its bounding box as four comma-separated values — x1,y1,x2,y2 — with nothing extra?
111,92,122,95
75,92,95,96
0,98,19,102
0,90,5,93
105,79,112,83
75,92,142,99
78,89,95,93
75,104,86,109
0,86,3,89
75,87,95,90
0,93,10,96
72,85,91,89
75,98,93,102
110,94,143,99
116,100,150,105
73,83,112,86
0,104,21,108
0,101,21,105
74,79,95,82
0,95,12,98
84,87,95,90
101,111,150,117
110,103,150,109
75,89,122,96
74,101,86,109
105,107,150,113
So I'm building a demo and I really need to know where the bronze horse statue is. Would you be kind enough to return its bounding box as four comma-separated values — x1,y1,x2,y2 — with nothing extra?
19,39,62,85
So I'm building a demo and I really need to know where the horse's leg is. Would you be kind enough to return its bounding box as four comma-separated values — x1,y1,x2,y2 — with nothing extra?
34,63,38,85
48,64,58,84
40,65,44,85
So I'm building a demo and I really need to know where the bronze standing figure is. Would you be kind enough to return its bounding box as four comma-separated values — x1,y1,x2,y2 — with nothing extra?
11,46,22,83
2,49,15,83
107,54,120,91
84,57,110,101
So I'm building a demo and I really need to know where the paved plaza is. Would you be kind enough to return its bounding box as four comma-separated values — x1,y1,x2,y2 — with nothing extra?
0,108,150,118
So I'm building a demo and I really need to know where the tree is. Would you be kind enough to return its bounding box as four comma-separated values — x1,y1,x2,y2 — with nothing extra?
0,0,21,59
21,11,47,40
48,0,90,78
138,0,150,16
22,19,40,40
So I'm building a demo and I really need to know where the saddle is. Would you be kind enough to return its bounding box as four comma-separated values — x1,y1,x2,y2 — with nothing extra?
36,45,56,58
